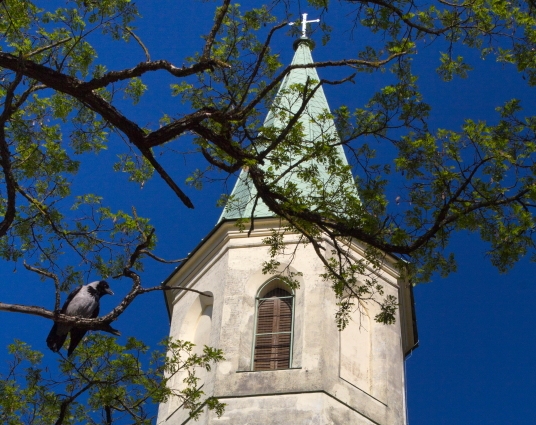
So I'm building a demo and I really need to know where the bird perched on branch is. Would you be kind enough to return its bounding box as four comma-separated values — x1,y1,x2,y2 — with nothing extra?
46,280,114,356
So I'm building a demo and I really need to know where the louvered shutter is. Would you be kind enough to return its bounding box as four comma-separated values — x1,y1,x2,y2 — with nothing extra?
254,288,293,370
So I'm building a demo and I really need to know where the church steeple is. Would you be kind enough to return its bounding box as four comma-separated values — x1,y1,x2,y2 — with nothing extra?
219,35,357,223
159,28,417,425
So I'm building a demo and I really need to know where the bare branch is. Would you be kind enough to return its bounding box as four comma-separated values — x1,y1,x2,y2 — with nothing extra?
235,51,406,121
0,52,228,149
81,58,229,92
24,37,72,59
143,107,218,148
23,262,61,312
105,405,112,425
140,150,194,208
138,249,187,264
126,228,156,269
0,302,120,334
124,27,150,61
238,21,288,109
0,70,23,238
0,127,16,238
344,0,458,35
202,0,231,60
201,147,242,173
54,381,96,425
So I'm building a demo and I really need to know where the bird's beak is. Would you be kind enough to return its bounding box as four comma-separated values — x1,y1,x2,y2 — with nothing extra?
106,288,114,296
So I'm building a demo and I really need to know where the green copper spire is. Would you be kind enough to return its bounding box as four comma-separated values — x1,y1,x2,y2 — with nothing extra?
219,38,357,223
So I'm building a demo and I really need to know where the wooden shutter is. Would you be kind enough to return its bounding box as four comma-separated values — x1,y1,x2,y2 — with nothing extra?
254,288,293,370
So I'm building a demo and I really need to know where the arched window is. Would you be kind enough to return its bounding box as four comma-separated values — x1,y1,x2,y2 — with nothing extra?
253,283,294,371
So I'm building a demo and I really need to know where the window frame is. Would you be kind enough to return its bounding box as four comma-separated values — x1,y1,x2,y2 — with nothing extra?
251,278,295,371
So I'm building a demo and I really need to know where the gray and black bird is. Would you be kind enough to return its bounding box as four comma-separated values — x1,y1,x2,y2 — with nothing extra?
46,280,114,356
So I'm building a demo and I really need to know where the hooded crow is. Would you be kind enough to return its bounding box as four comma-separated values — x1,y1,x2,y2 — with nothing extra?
46,280,114,356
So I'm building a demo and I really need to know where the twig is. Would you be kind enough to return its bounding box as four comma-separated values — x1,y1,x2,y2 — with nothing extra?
124,27,150,61
138,250,187,264
23,262,61,312
24,37,72,59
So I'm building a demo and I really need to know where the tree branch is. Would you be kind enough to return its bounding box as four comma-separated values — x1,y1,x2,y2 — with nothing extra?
24,37,72,59
202,0,231,60
23,262,61,312
138,249,187,264
81,58,230,92
201,147,242,173
0,302,120,334
140,149,194,208
0,126,16,239
344,0,458,35
0,70,23,238
55,381,96,425
234,51,407,121
124,27,150,61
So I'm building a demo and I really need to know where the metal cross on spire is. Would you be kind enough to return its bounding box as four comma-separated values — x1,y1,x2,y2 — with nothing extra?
289,13,320,39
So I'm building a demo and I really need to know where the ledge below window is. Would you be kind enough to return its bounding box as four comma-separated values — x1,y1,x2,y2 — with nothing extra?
236,367,303,373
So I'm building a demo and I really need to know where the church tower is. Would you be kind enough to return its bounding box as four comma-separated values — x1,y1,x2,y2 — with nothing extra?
157,23,417,425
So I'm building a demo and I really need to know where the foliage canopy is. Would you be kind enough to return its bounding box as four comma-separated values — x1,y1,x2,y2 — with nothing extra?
1,0,536,422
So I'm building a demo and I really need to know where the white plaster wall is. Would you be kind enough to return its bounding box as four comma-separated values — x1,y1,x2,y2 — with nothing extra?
340,304,371,393
158,222,408,425
210,392,377,425
158,250,228,424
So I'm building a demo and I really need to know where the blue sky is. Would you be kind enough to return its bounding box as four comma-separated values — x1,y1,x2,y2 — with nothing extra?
1,1,536,424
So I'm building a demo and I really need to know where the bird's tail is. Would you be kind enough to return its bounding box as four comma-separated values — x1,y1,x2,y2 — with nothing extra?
46,323,68,353
67,328,88,357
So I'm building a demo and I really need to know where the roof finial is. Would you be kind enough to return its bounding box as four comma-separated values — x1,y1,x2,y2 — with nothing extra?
289,13,320,39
